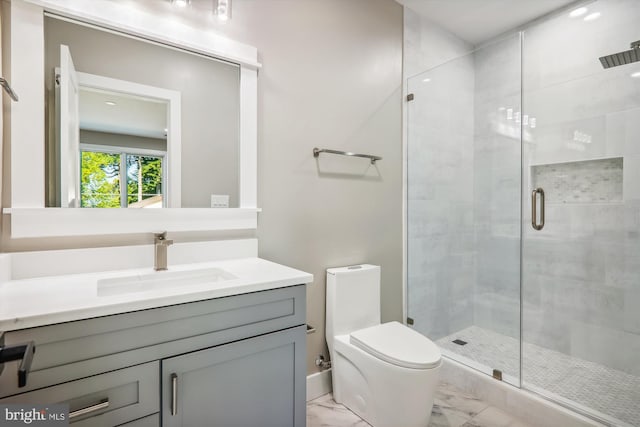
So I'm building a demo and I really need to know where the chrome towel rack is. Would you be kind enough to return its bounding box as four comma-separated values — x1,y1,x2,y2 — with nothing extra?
313,147,382,165
0,77,19,101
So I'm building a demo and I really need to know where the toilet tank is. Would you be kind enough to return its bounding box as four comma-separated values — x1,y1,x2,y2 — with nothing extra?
326,264,380,357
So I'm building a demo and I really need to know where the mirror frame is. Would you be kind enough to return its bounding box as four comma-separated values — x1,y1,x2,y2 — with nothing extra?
5,0,260,238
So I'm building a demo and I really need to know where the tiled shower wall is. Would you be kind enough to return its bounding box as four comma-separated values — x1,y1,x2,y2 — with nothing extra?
406,14,524,349
407,0,640,380
522,0,640,375
405,10,476,340
472,35,522,341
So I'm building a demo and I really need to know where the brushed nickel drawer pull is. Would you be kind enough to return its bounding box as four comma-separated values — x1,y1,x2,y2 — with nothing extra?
171,373,178,416
69,399,109,419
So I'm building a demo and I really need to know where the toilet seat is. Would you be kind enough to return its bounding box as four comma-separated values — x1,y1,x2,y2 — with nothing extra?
350,321,441,369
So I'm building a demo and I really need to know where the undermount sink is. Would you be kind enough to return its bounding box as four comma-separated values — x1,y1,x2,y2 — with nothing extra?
97,267,238,296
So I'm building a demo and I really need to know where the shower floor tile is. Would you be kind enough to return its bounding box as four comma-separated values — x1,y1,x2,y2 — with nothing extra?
437,326,640,427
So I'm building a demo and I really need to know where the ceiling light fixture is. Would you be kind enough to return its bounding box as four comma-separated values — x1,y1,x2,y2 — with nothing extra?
569,7,588,18
214,0,231,21
583,12,601,21
105,101,117,106
422,78,431,83
171,0,191,8
631,71,640,78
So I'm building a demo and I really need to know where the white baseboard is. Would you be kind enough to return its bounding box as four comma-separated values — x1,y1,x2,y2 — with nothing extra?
306,369,332,401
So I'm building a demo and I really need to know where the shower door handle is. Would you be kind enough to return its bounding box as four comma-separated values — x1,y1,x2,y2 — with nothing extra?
531,188,545,230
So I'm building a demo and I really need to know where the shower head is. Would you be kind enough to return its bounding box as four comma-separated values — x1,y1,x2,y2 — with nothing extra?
599,40,640,69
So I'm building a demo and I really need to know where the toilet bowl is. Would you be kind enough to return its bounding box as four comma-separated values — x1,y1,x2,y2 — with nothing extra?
326,265,441,427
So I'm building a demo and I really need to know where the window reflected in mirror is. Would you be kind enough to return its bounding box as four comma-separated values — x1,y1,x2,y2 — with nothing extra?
80,150,164,209
77,84,168,208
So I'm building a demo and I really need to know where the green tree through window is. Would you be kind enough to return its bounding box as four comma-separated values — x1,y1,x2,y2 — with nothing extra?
126,155,163,207
80,150,163,208
80,151,120,208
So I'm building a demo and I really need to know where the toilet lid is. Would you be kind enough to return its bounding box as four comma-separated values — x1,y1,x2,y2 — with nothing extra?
350,321,441,369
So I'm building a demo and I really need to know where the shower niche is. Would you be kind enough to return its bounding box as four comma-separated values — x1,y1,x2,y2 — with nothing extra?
531,157,623,204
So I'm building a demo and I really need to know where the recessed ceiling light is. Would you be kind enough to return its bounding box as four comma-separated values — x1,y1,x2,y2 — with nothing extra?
583,12,601,21
569,7,588,18
105,101,116,106
631,71,640,78
422,78,431,83
171,0,190,8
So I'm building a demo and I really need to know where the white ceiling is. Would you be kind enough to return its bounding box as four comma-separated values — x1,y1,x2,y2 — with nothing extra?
397,0,582,45
79,89,167,139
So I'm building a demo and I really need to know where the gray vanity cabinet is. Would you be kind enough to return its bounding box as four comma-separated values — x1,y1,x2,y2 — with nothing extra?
0,285,306,427
162,325,305,427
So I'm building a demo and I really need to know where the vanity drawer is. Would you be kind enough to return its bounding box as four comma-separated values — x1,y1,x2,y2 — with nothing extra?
0,362,159,426
0,285,304,396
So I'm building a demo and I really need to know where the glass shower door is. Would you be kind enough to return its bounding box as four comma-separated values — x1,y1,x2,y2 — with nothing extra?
521,1,640,424
406,33,522,386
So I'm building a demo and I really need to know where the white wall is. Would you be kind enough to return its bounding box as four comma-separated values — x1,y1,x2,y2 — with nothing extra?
220,0,404,373
1,0,404,375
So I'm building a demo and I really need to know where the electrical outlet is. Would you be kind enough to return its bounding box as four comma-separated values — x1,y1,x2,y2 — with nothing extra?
210,194,229,208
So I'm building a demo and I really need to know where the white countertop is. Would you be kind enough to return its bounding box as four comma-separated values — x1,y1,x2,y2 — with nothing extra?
0,257,313,332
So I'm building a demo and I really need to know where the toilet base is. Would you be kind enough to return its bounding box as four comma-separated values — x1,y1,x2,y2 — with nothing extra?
332,335,441,427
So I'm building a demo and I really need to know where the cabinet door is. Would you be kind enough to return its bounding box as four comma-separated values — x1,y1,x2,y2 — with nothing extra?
118,414,159,427
162,325,305,427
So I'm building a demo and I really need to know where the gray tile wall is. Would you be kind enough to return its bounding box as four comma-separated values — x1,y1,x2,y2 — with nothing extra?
522,0,640,376
472,35,522,340
405,10,476,340
406,0,640,380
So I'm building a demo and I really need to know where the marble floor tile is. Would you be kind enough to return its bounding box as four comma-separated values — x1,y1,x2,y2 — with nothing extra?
306,382,532,427
462,407,531,427
434,381,490,420
306,393,371,427
429,404,471,427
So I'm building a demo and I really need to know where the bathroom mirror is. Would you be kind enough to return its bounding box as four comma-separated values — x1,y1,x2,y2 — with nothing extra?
44,15,240,209
56,46,178,209
6,0,260,237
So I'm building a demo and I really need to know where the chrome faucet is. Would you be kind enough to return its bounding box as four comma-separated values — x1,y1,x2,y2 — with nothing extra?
154,232,174,271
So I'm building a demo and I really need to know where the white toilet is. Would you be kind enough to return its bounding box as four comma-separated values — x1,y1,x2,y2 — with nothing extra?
326,264,441,427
